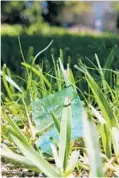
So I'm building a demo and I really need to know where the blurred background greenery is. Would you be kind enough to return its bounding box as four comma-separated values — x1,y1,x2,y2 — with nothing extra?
1,1,119,76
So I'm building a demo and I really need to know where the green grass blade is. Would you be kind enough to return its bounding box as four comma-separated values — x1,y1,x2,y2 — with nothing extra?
60,49,64,64
59,97,72,172
18,36,29,75
3,120,61,177
103,45,118,85
68,68,76,87
85,72,118,127
83,111,104,177
9,132,61,177
52,55,62,91
0,70,22,93
56,61,62,91
1,148,41,173
21,62,51,89
75,65,119,158
51,112,60,133
6,67,15,93
112,127,119,157
22,98,35,139
95,54,107,92
59,58,69,87
50,143,62,169
101,124,112,158
75,65,118,128
90,105,106,124
1,66,13,100
33,40,53,64
104,45,117,80
18,36,25,63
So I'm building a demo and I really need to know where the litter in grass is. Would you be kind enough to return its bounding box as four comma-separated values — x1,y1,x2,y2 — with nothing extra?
31,85,83,153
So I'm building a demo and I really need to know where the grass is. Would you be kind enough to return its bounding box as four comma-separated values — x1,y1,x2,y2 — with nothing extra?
1,24,119,81
1,41,119,177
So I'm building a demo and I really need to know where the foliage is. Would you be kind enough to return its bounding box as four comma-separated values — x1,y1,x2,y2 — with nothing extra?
1,1,42,25
60,1,91,14
42,1,65,25
1,43,119,176
1,26,119,92
112,2,119,13
1,1,91,26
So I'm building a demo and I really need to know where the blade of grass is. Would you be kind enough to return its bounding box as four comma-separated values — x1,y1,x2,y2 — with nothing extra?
82,111,104,177
1,148,41,173
112,127,119,158
60,49,64,64
75,65,119,158
56,61,62,91
6,67,15,94
104,45,117,80
75,65,118,128
101,124,112,158
0,70,22,93
21,98,35,139
65,150,79,176
18,36,28,75
32,40,53,64
90,105,106,124
59,58,69,87
68,68,76,87
21,62,51,89
2,65,13,100
50,143,62,169
3,117,61,177
59,97,72,172
51,112,60,133
95,54,107,92
52,55,63,90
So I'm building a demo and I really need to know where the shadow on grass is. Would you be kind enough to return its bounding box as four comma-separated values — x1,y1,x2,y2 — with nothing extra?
1,33,119,77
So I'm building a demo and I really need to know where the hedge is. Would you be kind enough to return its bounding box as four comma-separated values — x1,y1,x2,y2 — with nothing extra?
2,33,119,76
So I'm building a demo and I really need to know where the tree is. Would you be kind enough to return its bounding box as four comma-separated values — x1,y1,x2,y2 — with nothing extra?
41,1,91,26
41,1,65,26
112,2,119,29
1,1,42,26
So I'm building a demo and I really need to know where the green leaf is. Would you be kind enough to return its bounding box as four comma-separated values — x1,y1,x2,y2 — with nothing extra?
3,119,61,177
0,70,22,92
101,125,112,158
21,62,51,89
59,97,72,172
83,111,104,177
1,65,13,100
95,53,107,92
75,65,118,128
1,148,41,173
75,65,119,158
32,40,53,64
52,54,62,91
104,45,117,80
112,127,119,157
51,112,60,133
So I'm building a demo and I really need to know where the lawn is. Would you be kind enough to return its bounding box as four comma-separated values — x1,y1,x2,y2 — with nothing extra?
2,25,119,75
1,26,119,177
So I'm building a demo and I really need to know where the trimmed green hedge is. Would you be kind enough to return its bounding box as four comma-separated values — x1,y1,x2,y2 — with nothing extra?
2,33,119,76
